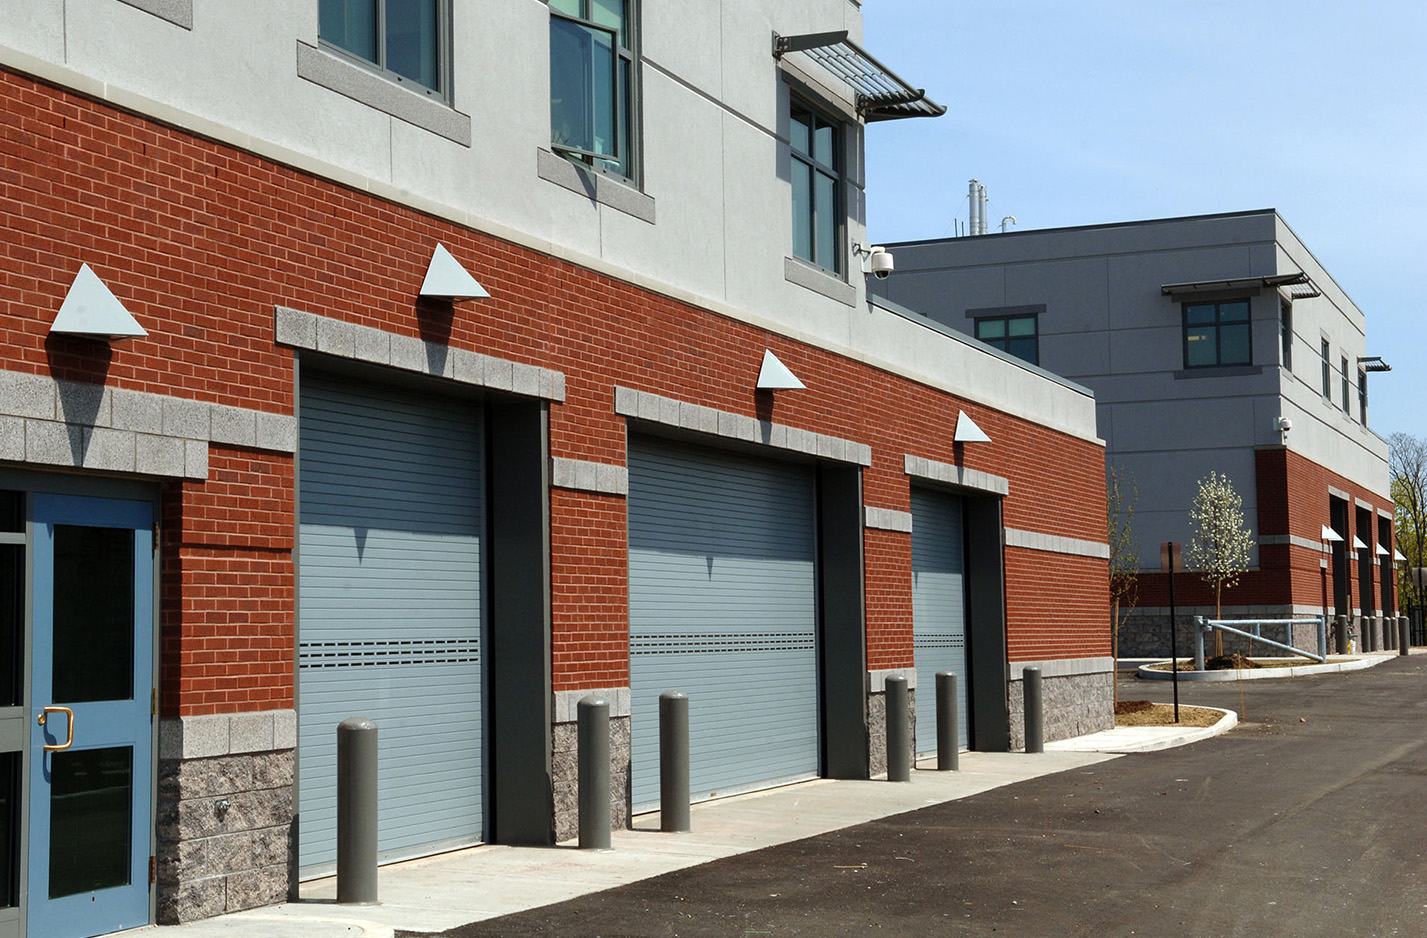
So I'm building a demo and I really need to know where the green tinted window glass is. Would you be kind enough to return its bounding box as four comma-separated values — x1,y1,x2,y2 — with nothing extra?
320,0,378,63
790,109,810,157
590,0,625,44
1184,304,1216,325
1220,300,1250,321
550,18,618,158
1219,323,1251,364
790,161,811,262
814,171,836,268
977,319,1006,340
1185,326,1216,367
1007,316,1035,337
813,120,835,168
385,0,440,90
1007,337,1038,365
549,0,581,14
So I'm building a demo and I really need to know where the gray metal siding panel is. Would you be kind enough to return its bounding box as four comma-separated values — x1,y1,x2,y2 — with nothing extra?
628,439,818,811
298,374,484,873
910,488,970,753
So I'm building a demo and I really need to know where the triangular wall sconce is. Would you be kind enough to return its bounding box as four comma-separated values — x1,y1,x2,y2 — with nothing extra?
1321,525,1342,543
49,264,147,341
1394,549,1407,562
954,412,991,443
1375,543,1390,557
1352,536,1368,551
419,244,490,301
756,350,805,390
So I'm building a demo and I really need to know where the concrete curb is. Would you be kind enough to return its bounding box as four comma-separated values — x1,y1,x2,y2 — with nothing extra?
1046,707,1238,754
1137,654,1392,682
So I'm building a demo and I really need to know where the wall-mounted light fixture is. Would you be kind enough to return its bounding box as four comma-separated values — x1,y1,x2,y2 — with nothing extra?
420,244,490,301
756,350,805,390
954,411,991,443
49,264,147,342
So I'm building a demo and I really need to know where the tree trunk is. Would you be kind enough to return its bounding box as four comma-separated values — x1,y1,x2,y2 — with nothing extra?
1213,581,1225,657
1112,599,1120,705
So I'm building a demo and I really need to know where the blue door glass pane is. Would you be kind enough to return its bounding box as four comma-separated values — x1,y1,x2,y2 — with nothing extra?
791,161,811,262
0,752,14,908
49,747,133,898
0,544,18,707
385,0,440,90
814,170,835,269
1185,326,1216,366
52,526,133,704
1184,303,1215,325
319,0,378,63
1220,323,1251,364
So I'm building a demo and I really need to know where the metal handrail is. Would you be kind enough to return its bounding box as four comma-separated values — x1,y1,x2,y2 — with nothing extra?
1193,616,1327,670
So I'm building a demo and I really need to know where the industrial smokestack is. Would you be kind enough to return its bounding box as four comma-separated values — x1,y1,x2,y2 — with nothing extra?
967,179,980,237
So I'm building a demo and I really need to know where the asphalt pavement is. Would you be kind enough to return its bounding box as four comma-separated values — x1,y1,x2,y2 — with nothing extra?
424,653,1427,938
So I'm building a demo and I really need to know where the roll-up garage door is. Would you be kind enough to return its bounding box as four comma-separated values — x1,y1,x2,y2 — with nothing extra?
628,438,819,812
298,373,485,873
911,488,970,754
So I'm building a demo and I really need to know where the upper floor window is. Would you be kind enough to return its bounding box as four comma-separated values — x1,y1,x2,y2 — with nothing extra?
789,101,842,274
1279,301,1292,371
976,314,1039,365
1321,339,1332,398
550,0,638,180
1182,299,1250,368
1359,369,1368,424
320,0,446,96
1340,355,1350,413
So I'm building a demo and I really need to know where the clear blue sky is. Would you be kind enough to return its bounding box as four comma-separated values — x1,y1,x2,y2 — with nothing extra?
863,1,1426,440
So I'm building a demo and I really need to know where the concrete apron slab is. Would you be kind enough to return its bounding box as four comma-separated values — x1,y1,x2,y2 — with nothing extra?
152,714,1251,938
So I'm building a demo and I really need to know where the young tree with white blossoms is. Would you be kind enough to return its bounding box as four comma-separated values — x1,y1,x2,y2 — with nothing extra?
1186,470,1255,657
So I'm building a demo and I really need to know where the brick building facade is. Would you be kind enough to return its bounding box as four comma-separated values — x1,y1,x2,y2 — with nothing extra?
0,5,1111,936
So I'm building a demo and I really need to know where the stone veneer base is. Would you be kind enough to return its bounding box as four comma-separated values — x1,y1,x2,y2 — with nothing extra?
551,688,632,843
1007,668,1114,751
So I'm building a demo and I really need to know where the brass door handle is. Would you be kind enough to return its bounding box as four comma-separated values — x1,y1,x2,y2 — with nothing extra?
38,706,75,752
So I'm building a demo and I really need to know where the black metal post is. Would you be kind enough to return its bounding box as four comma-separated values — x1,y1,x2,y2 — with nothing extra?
1168,557,1180,723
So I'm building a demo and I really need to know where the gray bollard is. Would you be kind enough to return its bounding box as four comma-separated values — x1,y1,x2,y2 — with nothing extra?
578,696,611,849
336,717,379,905
659,691,690,832
1401,616,1411,656
885,676,910,782
936,671,959,772
1383,615,1395,652
1317,616,1328,661
1193,616,1206,672
1335,615,1349,655
1023,667,1044,754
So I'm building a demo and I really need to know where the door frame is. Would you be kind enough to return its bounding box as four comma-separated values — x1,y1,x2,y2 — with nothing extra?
0,470,159,938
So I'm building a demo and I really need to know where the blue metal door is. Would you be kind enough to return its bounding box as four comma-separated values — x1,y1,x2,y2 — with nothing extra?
28,494,154,938
911,488,970,754
628,439,819,812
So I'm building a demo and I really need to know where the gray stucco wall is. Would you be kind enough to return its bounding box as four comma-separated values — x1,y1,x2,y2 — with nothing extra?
874,211,1390,567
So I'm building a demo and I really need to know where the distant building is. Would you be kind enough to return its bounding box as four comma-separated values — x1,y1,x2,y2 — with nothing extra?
874,210,1395,653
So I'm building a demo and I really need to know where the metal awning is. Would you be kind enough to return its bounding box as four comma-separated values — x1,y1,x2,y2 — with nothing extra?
1161,272,1317,297
773,31,945,122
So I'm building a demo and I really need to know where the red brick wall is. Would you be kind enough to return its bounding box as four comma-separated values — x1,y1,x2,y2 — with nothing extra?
159,448,294,715
1135,446,1390,613
2,68,1110,710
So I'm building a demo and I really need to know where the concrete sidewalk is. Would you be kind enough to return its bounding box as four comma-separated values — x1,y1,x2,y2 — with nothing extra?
150,717,1234,938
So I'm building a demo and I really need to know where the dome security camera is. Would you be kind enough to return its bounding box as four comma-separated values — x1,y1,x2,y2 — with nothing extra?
1277,417,1293,432
870,247,895,280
